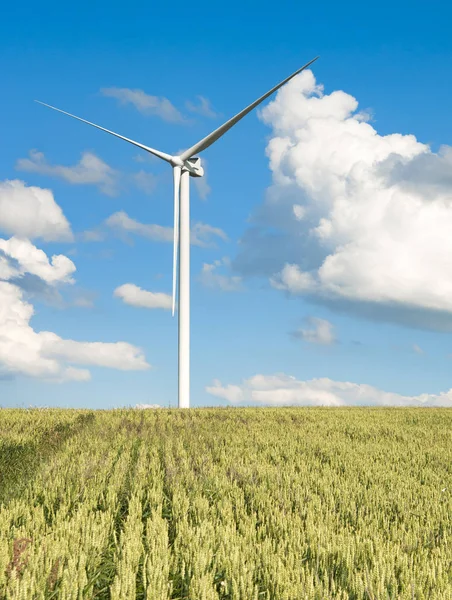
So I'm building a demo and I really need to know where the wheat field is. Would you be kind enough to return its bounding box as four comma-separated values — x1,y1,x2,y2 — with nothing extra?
0,407,450,599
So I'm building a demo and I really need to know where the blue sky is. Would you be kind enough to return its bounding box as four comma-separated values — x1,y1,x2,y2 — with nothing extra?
2,0,452,408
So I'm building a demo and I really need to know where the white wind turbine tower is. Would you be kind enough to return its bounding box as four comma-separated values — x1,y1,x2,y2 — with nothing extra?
36,56,318,409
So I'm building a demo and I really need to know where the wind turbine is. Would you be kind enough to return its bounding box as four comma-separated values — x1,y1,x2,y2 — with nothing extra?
36,56,319,409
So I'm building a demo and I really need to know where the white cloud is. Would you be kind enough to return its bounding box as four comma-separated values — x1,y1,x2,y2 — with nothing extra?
198,257,242,291
190,222,228,247
105,211,173,242
193,157,211,200
16,150,119,196
114,283,172,310
0,236,76,285
134,403,162,409
101,87,185,123
133,153,159,165
185,96,219,119
80,229,105,243
292,204,306,221
206,379,244,403
291,317,336,345
0,281,150,381
206,373,452,407
413,344,424,355
39,333,149,371
0,238,150,381
0,179,73,242
132,170,157,195
235,69,452,327
271,264,316,294
105,211,228,247
72,294,95,309
194,177,211,201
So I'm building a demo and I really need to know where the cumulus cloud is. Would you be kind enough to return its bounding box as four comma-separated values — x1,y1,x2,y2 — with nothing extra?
0,238,149,380
101,87,185,123
206,379,245,403
17,150,119,196
271,264,316,294
0,180,73,242
381,145,452,195
206,373,452,407
0,237,76,285
39,333,149,371
104,211,228,247
0,282,149,382
135,403,162,409
114,283,172,310
185,96,219,119
233,69,452,330
291,317,336,345
198,257,242,291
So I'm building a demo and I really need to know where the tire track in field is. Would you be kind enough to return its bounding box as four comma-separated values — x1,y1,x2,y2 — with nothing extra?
0,412,96,506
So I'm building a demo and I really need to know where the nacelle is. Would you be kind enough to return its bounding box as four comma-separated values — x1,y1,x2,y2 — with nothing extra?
184,157,204,178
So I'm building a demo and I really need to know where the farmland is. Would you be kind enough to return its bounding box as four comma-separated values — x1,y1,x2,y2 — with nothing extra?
0,407,451,599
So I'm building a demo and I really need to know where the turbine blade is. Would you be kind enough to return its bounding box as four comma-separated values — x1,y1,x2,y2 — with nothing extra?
180,56,319,161
35,100,174,164
172,166,182,317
